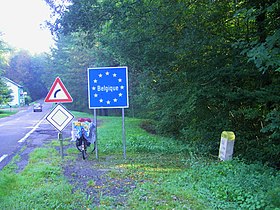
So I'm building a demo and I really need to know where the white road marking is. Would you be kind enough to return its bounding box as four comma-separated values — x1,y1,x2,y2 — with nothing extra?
18,116,46,143
0,154,8,163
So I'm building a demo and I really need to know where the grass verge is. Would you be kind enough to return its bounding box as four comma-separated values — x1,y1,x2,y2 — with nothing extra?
0,114,279,209
0,110,17,118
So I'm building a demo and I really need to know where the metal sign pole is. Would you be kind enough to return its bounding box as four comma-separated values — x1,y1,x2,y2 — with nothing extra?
58,132,64,159
87,67,129,159
122,108,126,159
94,109,98,159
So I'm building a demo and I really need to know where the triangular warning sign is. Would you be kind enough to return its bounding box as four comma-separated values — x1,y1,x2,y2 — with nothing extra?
45,77,73,103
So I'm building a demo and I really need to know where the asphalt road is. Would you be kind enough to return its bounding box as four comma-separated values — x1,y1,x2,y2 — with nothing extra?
0,102,53,169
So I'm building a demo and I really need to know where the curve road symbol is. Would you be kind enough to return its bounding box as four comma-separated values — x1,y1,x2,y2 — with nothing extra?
45,77,73,103
54,89,62,98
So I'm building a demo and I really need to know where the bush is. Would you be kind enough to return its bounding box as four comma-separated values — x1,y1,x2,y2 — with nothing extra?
182,159,280,209
139,119,157,134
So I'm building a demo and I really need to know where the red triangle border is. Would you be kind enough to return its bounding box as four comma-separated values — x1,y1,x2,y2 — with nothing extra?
44,77,73,103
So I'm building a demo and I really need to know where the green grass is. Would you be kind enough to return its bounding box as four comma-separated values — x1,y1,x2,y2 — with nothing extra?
71,110,93,119
0,147,88,209
0,110,17,118
0,115,279,209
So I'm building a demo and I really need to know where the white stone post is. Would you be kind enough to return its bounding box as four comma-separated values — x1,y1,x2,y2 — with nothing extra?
219,131,235,161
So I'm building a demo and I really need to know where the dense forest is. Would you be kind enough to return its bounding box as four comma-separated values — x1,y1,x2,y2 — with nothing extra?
44,0,279,167
1,0,279,167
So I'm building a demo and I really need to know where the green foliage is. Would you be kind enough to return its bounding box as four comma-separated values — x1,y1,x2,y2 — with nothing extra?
0,173,19,198
0,34,10,68
0,147,87,209
139,119,157,134
0,80,12,105
96,117,280,209
43,33,100,112
181,159,280,209
127,181,204,209
96,116,190,155
261,109,280,140
236,2,280,73
24,95,32,105
45,0,280,166
0,37,15,104
0,115,279,209
4,51,48,101
126,156,280,209
71,110,93,119
0,110,17,118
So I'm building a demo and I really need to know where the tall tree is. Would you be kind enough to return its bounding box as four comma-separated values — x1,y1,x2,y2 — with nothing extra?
232,0,280,165
45,0,280,166
43,33,98,112
0,35,13,105
5,51,49,101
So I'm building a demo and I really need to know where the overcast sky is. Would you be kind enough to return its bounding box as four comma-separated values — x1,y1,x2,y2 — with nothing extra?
0,0,54,54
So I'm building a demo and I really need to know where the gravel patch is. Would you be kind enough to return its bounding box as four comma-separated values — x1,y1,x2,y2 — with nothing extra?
12,121,136,207
63,157,136,206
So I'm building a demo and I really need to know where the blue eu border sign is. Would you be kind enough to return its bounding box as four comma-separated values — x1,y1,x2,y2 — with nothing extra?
88,66,129,109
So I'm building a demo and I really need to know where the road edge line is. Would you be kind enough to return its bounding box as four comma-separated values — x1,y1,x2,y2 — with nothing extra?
18,116,46,143
0,154,8,163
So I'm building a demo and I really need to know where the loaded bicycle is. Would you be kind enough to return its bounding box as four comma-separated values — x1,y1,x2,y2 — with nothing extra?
73,118,96,160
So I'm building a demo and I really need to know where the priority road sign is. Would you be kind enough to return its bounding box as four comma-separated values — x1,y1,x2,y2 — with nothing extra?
46,104,74,132
45,77,73,103
88,66,129,109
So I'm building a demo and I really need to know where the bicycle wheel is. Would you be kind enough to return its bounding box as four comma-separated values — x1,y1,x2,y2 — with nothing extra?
82,150,86,160
91,141,96,152
81,140,87,160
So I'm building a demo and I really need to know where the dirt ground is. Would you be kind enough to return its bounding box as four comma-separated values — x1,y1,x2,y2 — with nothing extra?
12,120,136,207
63,154,136,207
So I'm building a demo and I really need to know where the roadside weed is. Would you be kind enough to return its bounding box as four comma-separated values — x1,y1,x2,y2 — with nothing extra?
95,117,280,209
0,115,279,209
0,147,86,209
0,110,17,118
